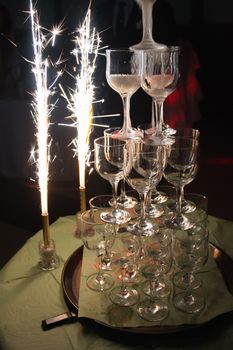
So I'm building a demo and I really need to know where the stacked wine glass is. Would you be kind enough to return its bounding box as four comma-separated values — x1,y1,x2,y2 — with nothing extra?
78,45,209,323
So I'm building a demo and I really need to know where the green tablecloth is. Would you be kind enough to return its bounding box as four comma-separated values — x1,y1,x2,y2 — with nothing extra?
0,215,233,350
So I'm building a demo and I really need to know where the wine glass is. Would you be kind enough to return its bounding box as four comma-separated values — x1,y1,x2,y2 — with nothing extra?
109,235,139,306
104,126,139,209
80,209,116,292
172,225,209,313
140,46,180,139
130,0,167,51
89,194,117,271
136,230,171,322
141,227,172,299
106,49,142,139
112,232,141,284
136,123,170,217
124,139,164,237
94,136,131,225
173,193,208,290
166,128,200,214
163,136,199,230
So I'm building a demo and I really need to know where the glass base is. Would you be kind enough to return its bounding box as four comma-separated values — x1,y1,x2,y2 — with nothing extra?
130,40,167,51
127,218,159,237
86,272,114,292
100,208,131,225
142,278,171,299
165,212,194,230
134,203,164,218
117,265,142,284
109,285,139,307
111,127,142,141
173,272,202,290
151,191,168,204
167,199,196,214
173,291,205,314
109,195,138,209
162,123,177,136
137,298,169,322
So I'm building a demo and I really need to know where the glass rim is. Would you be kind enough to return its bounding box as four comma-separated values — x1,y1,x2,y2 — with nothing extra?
81,209,107,225
94,136,126,146
106,48,137,53
142,45,180,53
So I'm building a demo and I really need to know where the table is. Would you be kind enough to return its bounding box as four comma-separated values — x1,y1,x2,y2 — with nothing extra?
0,215,233,350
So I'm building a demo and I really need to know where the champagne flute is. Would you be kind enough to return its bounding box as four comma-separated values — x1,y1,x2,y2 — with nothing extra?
140,46,180,140
94,136,131,224
80,209,116,292
106,49,141,139
163,136,199,230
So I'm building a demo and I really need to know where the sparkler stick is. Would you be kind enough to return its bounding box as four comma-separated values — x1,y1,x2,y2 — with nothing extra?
29,0,60,269
60,7,101,213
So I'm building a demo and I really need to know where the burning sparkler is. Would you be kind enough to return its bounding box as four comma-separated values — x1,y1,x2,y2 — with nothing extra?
28,0,61,270
60,6,102,213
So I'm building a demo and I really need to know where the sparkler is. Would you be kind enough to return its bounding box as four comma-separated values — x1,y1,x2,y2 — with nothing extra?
60,6,101,213
28,0,61,270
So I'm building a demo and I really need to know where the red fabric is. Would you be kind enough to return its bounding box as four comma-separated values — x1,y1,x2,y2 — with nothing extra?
164,40,203,128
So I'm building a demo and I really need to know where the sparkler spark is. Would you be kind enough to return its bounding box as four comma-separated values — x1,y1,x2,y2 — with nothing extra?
28,0,62,217
60,7,101,208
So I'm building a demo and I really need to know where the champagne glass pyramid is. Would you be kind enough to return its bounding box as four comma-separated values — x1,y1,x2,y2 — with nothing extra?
106,49,141,139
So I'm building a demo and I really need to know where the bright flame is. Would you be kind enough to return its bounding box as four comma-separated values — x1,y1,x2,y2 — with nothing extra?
60,8,100,190
29,0,62,215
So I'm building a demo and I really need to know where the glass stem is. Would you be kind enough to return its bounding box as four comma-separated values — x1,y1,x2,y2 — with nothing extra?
151,99,155,127
120,179,127,198
180,184,185,202
149,278,158,302
176,186,183,215
147,189,152,206
120,266,128,294
140,191,148,220
155,99,164,133
141,0,155,43
111,181,119,210
121,94,132,135
96,254,104,283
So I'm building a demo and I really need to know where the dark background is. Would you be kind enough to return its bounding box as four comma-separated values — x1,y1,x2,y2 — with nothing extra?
0,0,233,267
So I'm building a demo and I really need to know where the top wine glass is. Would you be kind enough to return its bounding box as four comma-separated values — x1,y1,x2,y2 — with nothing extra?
131,0,167,51
106,49,141,139
140,46,180,140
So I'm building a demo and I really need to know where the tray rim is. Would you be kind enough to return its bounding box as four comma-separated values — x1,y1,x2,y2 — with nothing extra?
61,242,233,334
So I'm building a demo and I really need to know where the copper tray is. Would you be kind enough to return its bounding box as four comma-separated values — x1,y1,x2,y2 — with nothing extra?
61,243,233,334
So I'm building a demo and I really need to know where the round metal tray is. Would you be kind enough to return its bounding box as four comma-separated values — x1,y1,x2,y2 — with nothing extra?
61,243,233,334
